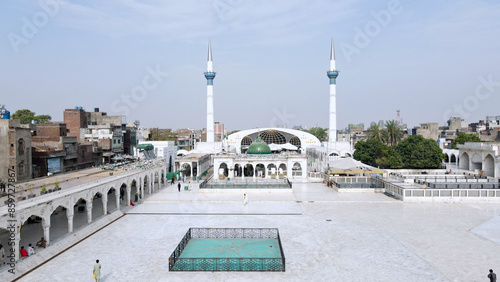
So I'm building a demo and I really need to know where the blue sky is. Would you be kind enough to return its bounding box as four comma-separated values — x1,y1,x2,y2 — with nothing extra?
1,0,499,131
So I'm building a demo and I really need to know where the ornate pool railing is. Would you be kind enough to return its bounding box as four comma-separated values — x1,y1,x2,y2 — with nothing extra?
201,179,292,189
169,228,286,272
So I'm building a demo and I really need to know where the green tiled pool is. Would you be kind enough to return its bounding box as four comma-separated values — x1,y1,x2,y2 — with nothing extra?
169,228,285,272
179,238,281,259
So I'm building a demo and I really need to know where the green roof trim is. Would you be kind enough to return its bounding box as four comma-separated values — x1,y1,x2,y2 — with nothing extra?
137,144,154,150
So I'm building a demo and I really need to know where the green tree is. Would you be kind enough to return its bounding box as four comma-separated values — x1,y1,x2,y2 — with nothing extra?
375,145,403,169
303,127,328,142
11,109,51,124
12,109,35,124
35,115,52,124
366,123,387,143
354,139,403,168
395,135,444,169
353,139,384,167
451,132,481,149
385,120,402,147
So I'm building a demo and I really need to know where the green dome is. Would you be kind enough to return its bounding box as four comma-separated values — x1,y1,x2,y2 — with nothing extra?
247,137,271,155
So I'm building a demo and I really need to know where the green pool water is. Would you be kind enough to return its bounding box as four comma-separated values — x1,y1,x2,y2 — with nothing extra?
179,238,281,259
171,238,284,271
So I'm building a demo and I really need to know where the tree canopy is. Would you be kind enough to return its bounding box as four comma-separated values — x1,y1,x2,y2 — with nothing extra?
354,135,442,169
365,120,402,147
353,139,383,167
375,145,403,169
353,139,402,168
303,127,328,142
11,109,52,124
366,123,387,143
385,120,402,146
395,135,444,169
451,132,481,149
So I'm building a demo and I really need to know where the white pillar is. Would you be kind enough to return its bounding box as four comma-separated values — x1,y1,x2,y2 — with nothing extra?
207,87,214,142
328,38,338,145
126,186,131,206
86,201,93,223
102,193,108,215
14,231,20,261
115,193,120,211
42,217,51,245
66,208,74,233
329,83,337,144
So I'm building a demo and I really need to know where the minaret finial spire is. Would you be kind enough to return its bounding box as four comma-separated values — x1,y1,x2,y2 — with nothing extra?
330,37,335,61
208,39,212,62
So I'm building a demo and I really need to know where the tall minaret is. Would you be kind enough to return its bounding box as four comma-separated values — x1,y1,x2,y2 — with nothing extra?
327,37,339,144
204,40,216,143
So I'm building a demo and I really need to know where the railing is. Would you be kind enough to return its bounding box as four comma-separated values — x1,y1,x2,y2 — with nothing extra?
371,176,500,201
168,229,191,271
370,176,405,199
307,172,324,178
402,189,500,198
199,175,213,189
328,177,378,189
414,178,496,184
202,178,292,189
415,182,500,189
169,228,285,272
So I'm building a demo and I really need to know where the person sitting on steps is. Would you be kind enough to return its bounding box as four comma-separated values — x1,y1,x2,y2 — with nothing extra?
36,237,47,248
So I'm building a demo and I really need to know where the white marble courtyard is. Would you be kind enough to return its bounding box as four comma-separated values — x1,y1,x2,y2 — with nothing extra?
15,182,500,281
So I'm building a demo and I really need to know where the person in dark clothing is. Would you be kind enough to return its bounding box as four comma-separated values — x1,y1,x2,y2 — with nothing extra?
489,269,497,282
177,182,181,192
171,175,175,185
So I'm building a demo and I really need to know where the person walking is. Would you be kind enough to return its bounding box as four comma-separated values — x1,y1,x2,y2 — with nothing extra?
243,194,248,206
171,175,175,185
93,259,101,282
188,181,192,191
489,269,497,282
177,182,181,192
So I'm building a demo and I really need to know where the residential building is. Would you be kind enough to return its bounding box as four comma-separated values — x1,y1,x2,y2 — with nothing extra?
0,119,33,182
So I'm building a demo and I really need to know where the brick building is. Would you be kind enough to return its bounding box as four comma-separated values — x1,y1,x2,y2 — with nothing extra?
32,122,94,176
0,119,33,183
